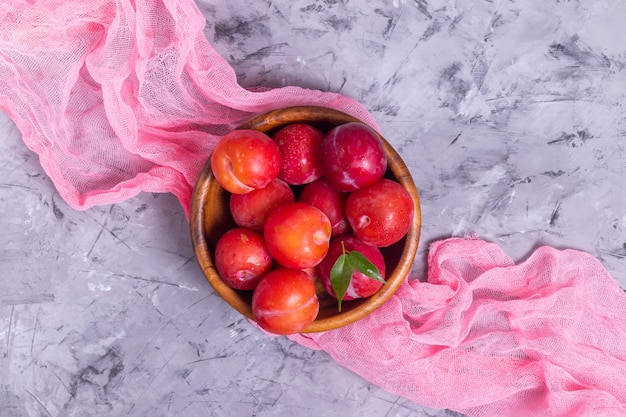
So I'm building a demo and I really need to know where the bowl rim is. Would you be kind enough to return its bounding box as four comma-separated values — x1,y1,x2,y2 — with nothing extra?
190,105,421,333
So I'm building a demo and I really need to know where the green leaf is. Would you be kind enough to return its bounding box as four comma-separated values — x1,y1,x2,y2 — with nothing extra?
330,253,353,312
346,251,385,283
329,243,386,312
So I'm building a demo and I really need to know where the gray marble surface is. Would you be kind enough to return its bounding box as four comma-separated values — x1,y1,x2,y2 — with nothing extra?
1,0,625,416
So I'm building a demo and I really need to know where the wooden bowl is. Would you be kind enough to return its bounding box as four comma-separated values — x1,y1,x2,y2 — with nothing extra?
190,106,421,333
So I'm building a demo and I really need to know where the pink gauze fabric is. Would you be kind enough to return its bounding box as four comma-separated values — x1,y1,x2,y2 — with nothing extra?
1,1,625,416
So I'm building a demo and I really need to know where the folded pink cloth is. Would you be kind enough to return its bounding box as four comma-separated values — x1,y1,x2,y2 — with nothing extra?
0,0,375,216
291,238,626,416
2,1,625,416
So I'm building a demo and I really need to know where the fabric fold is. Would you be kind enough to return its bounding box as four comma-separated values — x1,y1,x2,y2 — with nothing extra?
2,1,626,416
290,238,626,416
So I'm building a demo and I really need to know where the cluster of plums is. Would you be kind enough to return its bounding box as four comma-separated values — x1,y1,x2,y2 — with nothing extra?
210,121,414,334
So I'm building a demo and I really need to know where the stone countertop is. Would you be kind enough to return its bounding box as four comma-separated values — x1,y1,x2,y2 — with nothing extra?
1,0,624,416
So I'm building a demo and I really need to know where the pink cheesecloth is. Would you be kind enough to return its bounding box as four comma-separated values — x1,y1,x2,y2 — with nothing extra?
1,1,625,416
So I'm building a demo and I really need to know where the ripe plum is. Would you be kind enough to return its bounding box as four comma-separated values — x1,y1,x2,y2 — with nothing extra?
230,178,295,232
263,202,332,269
273,123,324,185
298,179,351,237
210,129,281,194
346,179,414,247
317,235,386,300
319,122,387,192
252,267,319,334
214,228,273,290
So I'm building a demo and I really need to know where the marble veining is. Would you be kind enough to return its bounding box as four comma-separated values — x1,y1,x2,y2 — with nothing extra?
1,0,625,416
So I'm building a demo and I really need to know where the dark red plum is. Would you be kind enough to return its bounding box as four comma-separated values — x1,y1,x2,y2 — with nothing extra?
214,228,273,291
298,179,351,237
319,122,387,192
317,235,386,300
230,178,295,232
346,179,414,247
273,123,324,185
